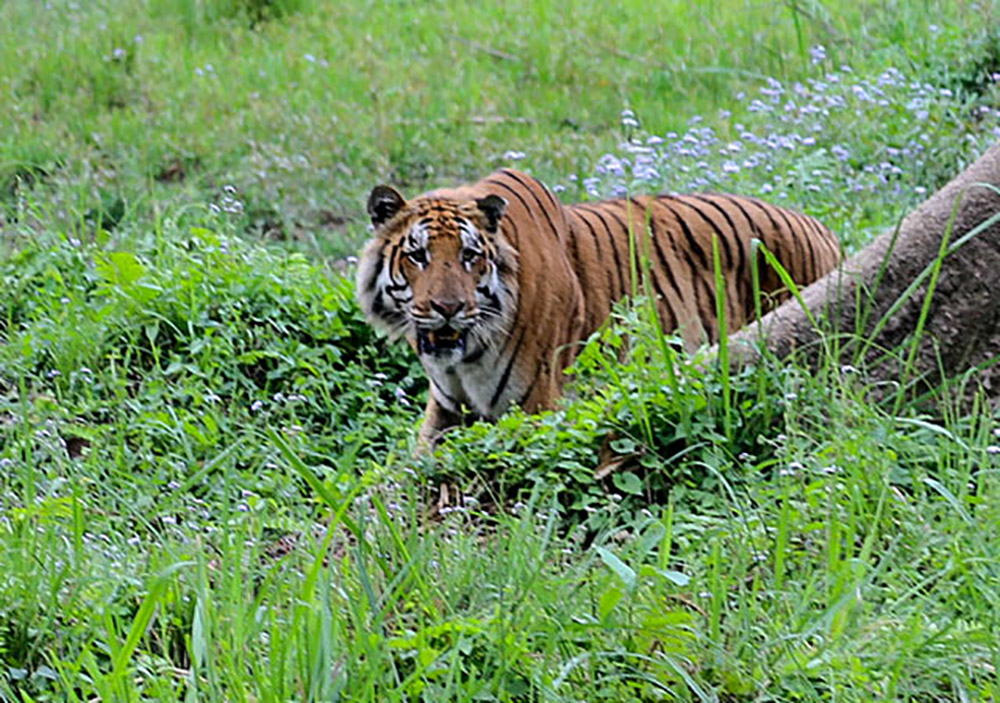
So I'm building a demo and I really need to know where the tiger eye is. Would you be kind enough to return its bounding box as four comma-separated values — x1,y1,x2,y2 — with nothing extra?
406,249,428,266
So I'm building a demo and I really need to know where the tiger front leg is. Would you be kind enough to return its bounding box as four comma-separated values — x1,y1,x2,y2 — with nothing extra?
415,394,464,453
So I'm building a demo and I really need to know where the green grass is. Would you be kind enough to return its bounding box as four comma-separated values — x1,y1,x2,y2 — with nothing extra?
2,0,1000,701
2,0,996,253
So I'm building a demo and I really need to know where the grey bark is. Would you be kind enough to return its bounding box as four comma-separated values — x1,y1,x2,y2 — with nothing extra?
728,142,1000,404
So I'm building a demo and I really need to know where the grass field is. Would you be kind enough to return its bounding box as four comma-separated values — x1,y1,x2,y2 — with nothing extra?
2,0,1000,700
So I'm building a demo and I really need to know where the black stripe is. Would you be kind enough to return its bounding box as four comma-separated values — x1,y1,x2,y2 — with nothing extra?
791,213,821,281
679,195,736,272
490,327,528,409
647,214,686,303
574,209,618,302
640,221,676,331
515,361,545,408
767,206,807,280
627,196,654,276
565,219,583,284
718,194,765,241
477,280,502,312
656,199,717,342
656,196,711,270
625,196,670,310
717,194,767,299
679,195,738,329
365,262,382,293
478,294,501,313
752,198,804,280
387,240,404,282
740,197,786,284
625,196,652,241
692,194,749,324
462,345,486,364
365,240,394,292
492,171,562,241
484,178,535,227
577,203,628,301
498,216,521,261
522,170,565,214
606,200,641,297
691,194,746,285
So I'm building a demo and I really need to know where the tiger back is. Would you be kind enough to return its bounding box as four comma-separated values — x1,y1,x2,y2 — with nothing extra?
563,190,840,349
356,168,839,446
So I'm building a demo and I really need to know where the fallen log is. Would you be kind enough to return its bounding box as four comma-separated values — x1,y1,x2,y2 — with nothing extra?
729,142,1000,405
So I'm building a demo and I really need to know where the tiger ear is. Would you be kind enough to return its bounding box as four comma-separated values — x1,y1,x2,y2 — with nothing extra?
367,185,406,227
475,194,508,233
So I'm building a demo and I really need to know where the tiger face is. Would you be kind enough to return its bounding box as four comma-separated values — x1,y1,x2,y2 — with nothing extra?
356,185,519,364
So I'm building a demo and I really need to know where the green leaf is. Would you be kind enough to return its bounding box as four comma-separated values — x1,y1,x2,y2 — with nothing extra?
598,585,624,621
610,437,637,453
144,321,159,346
595,546,636,592
112,561,194,680
612,470,643,496
97,251,146,287
656,568,691,587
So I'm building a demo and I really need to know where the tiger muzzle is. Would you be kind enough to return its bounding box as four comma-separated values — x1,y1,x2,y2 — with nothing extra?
414,296,473,356
417,324,468,356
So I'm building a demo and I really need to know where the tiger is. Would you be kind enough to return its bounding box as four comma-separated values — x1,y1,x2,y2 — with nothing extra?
356,168,840,447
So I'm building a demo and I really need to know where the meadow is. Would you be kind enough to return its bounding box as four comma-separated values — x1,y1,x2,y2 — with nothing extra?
1,0,1000,700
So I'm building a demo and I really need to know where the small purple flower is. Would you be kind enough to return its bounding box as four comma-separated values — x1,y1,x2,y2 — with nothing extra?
621,114,639,129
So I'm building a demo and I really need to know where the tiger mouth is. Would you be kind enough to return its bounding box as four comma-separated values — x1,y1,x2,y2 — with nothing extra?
417,326,467,355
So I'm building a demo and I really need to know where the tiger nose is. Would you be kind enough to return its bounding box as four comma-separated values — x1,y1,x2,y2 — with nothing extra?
430,299,465,318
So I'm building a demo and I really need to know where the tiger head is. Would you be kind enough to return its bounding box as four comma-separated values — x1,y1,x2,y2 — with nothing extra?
356,184,519,363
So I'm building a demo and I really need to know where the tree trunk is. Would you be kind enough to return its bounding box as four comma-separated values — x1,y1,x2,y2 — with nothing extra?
728,142,1000,405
